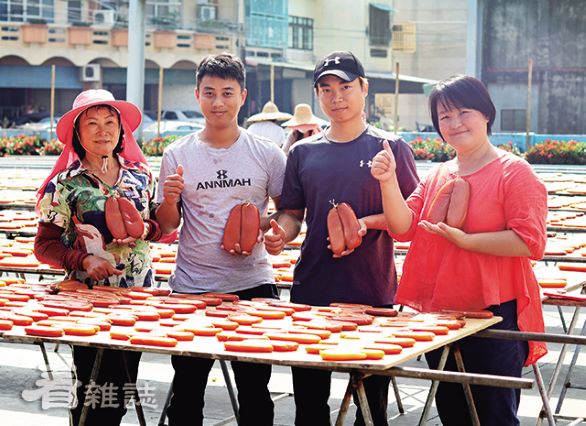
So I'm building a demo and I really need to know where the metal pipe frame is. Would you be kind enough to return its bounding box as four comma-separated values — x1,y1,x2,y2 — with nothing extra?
77,348,104,426
453,345,480,426
122,352,146,426
475,319,586,426
335,372,374,426
418,344,450,426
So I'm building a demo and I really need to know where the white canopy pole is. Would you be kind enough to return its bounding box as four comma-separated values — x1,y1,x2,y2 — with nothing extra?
126,0,146,140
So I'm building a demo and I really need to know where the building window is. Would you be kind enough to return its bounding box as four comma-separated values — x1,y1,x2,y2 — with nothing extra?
246,0,288,49
0,0,54,22
501,109,527,132
370,48,387,58
147,0,180,17
288,16,313,50
369,3,391,46
67,0,81,23
147,0,181,28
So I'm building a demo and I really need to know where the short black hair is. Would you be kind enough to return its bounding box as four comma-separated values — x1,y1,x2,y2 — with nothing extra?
196,53,245,90
429,75,496,141
72,105,124,160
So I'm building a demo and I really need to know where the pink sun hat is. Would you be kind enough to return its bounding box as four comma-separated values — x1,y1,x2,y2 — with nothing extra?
56,89,142,144
38,89,146,207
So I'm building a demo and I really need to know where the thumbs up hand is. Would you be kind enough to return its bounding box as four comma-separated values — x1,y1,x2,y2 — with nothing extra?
162,164,185,206
264,219,287,255
370,140,397,183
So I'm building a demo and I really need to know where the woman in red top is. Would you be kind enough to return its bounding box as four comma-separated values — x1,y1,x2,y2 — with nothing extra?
371,75,547,425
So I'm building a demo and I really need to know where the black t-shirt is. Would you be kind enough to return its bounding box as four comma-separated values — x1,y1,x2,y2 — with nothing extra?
279,126,419,306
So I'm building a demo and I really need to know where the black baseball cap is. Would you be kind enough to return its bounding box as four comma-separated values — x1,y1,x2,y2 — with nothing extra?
313,51,365,86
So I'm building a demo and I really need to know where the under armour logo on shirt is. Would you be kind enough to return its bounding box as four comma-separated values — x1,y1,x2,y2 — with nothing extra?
216,169,228,179
359,160,373,168
323,56,341,67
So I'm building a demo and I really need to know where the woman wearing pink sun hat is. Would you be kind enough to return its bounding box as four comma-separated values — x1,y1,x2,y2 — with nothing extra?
35,89,164,425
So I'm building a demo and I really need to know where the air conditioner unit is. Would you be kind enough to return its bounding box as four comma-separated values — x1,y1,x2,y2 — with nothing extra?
92,10,115,28
81,64,101,82
197,5,217,21
391,22,416,52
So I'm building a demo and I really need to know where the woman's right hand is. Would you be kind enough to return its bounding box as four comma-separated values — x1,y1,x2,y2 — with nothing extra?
162,164,185,205
371,140,396,183
82,255,123,281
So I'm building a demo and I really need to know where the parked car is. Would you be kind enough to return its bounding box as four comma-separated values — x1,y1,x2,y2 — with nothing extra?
22,116,61,131
146,109,205,125
142,120,204,141
11,112,50,127
162,109,203,122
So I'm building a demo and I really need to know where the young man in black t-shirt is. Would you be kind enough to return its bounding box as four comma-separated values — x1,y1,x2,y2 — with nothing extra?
265,51,419,425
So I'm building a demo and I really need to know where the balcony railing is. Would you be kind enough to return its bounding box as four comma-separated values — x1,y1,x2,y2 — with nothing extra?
0,22,236,53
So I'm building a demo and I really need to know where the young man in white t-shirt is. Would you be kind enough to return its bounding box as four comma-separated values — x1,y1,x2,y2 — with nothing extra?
156,53,286,426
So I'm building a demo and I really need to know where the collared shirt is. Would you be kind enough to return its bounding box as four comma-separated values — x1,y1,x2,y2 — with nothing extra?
38,156,157,287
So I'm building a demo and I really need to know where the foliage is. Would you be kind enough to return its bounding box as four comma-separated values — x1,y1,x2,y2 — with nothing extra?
496,141,522,157
406,137,585,164
1,134,583,166
40,138,63,155
525,140,586,165
0,135,43,155
408,137,455,162
141,136,179,156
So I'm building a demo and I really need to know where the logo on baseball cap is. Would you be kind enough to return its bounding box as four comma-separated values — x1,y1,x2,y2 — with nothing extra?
313,51,365,86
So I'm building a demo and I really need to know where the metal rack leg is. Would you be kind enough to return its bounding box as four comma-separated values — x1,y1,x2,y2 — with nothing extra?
157,361,240,426
453,345,480,426
555,316,586,414
355,375,374,426
532,364,556,426
219,360,240,425
418,344,450,425
122,352,146,426
390,376,405,414
38,342,53,380
335,372,367,426
77,348,104,426
557,306,568,333
157,381,173,426
536,306,582,426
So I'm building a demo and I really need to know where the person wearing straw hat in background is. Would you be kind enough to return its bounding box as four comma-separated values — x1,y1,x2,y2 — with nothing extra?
281,103,328,155
246,100,291,147
34,89,164,425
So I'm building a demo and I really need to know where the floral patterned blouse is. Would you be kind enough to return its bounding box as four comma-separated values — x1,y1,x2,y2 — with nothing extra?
38,156,157,288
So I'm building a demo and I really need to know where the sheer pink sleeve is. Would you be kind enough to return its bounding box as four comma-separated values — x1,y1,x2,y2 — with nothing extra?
503,160,548,260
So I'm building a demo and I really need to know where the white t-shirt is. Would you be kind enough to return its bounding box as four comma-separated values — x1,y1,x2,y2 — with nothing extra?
247,121,286,147
156,128,286,293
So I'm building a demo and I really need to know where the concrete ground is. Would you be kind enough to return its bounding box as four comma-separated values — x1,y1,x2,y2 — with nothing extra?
1,299,585,426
